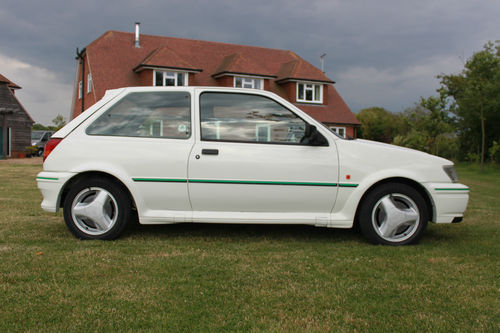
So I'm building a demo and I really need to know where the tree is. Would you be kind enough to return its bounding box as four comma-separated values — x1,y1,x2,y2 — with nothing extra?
393,96,457,158
439,41,500,169
51,114,67,130
356,107,405,143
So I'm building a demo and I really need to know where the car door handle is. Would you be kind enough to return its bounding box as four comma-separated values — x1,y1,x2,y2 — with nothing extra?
202,149,219,155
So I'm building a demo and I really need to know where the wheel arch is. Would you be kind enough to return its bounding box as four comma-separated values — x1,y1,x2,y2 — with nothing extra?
59,171,137,212
353,177,434,227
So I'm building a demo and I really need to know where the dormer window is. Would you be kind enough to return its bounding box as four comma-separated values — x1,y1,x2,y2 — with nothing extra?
297,82,323,103
154,70,188,86
234,76,263,90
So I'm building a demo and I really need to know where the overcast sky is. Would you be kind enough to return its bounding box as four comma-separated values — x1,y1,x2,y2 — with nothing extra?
1,0,498,124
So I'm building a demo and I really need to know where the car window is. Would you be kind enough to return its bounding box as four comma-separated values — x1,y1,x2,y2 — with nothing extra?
87,91,191,139
200,92,306,144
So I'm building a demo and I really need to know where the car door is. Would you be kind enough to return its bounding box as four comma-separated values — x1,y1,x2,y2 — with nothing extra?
187,90,339,223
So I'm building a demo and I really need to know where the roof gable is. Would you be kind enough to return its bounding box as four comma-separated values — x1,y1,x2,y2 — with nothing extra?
134,45,202,72
0,73,21,89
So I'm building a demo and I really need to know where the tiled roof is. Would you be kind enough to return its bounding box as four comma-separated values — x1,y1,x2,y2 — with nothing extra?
0,74,21,89
213,52,276,78
83,30,358,125
277,59,334,84
135,45,201,72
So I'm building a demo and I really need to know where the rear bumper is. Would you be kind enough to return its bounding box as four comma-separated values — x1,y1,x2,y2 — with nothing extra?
36,171,76,212
424,183,470,223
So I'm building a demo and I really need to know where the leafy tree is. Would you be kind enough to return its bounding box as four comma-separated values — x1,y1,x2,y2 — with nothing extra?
51,114,67,130
356,107,404,143
32,123,49,131
438,41,500,169
393,96,458,158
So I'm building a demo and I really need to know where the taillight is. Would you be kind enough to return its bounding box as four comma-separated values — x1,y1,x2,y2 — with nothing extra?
43,138,63,162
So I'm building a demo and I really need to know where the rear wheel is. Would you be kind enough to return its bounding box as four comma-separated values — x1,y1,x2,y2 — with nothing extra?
358,183,428,245
63,178,132,240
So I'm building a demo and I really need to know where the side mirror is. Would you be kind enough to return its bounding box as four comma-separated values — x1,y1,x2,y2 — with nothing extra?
301,124,328,146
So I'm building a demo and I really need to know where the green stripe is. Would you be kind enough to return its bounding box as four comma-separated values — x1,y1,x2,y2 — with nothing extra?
435,188,469,191
36,176,59,181
190,179,338,186
133,178,359,188
133,178,187,183
339,183,358,188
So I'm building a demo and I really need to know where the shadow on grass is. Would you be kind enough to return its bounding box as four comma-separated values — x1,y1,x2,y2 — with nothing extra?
123,221,364,244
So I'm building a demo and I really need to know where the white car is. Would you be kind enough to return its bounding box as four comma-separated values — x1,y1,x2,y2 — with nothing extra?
37,87,469,245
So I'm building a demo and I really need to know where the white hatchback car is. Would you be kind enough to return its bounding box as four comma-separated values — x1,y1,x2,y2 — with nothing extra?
37,87,469,245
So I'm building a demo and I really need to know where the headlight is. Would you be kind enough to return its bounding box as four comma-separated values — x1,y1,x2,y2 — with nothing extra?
443,165,458,183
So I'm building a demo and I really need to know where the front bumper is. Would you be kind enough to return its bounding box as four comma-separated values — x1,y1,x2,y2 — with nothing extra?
424,183,470,223
36,171,76,212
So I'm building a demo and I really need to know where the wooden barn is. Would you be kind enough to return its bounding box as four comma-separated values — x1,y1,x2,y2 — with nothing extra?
0,74,34,158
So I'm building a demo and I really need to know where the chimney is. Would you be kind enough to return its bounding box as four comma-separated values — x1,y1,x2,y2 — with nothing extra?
135,22,141,48
320,53,327,73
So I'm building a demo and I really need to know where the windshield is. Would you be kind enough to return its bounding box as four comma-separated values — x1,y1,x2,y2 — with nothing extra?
31,131,44,140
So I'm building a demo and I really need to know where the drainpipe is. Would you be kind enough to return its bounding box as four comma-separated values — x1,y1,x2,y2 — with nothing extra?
76,48,85,114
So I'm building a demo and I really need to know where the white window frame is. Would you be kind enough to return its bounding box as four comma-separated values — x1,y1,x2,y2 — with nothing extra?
87,73,92,93
233,76,264,90
255,124,271,142
78,81,82,99
329,126,346,138
153,70,189,87
296,82,323,104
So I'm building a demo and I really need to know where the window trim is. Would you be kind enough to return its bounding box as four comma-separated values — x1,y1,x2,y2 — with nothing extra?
153,70,189,87
296,82,323,104
87,73,92,93
78,81,82,99
233,76,264,90
198,91,328,147
329,126,346,138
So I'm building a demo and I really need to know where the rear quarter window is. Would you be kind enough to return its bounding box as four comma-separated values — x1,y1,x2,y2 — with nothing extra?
86,91,191,139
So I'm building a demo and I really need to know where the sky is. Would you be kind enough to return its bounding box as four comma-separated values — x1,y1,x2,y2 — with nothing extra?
1,0,499,125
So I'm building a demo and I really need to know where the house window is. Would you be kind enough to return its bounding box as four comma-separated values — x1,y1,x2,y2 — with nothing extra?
87,73,92,93
329,126,346,138
78,81,82,99
297,83,322,103
154,70,188,86
234,77,263,90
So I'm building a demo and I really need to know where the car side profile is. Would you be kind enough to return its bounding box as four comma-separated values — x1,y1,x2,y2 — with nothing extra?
37,87,469,245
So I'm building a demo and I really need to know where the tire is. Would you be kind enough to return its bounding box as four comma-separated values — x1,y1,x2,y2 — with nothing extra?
358,183,428,245
63,177,132,240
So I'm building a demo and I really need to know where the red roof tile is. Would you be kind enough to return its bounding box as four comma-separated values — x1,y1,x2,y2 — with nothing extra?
214,52,275,78
135,45,201,72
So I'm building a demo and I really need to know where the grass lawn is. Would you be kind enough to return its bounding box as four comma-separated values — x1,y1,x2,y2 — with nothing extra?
0,159,498,332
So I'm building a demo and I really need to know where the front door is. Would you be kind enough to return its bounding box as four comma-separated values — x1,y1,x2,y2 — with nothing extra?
188,91,339,223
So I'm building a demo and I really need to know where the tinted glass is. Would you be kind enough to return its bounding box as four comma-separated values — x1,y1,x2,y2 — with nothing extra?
87,91,191,139
200,93,306,144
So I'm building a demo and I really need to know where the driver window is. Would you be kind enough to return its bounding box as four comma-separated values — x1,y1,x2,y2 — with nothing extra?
200,92,306,144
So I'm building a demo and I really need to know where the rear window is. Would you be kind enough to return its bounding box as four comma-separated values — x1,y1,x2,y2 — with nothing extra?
86,91,191,139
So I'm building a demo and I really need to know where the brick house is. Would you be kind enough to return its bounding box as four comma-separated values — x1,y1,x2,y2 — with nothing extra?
72,27,359,138
0,74,34,158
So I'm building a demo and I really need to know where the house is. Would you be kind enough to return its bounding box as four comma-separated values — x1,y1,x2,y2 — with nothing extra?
72,25,359,137
0,74,34,158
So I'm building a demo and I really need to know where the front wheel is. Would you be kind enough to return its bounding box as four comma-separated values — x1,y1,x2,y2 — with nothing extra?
358,183,428,245
63,178,132,240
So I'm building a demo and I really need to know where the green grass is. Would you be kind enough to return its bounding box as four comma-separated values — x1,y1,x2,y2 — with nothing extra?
0,161,498,332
